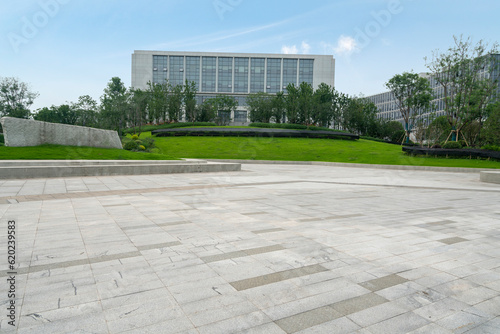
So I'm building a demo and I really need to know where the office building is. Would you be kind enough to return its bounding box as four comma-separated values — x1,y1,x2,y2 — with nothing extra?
132,51,335,124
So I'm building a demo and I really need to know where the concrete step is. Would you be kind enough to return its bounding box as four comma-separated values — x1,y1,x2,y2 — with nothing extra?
0,160,240,179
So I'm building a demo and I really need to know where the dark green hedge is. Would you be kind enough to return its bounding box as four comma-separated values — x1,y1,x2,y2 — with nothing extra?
249,123,350,133
124,122,217,134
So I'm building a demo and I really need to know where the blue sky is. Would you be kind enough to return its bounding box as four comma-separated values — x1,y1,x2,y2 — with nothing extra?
1,0,499,110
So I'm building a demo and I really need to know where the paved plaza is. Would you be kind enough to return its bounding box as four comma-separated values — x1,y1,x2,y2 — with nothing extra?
1,163,500,333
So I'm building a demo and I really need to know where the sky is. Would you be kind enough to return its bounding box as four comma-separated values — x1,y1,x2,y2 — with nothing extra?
1,0,499,111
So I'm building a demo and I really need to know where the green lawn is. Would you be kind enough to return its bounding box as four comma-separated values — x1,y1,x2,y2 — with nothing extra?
1,134,500,169
0,144,176,160
139,133,500,169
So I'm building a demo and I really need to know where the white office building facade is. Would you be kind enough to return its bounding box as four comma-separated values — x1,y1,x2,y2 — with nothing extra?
132,51,335,124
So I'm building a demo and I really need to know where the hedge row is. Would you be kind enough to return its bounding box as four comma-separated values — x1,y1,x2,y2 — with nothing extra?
152,127,359,140
124,122,217,134
249,123,350,133
403,146,500,160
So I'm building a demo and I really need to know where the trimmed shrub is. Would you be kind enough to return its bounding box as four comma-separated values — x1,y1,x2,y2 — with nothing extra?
124,122,217,134
442,141,462,149
139,145,146,150
482,144,500,152
131,134,139,140
123,140,139,150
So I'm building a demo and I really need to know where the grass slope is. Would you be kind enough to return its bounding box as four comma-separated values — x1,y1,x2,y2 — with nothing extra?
141,133,500,169
0,144,176,160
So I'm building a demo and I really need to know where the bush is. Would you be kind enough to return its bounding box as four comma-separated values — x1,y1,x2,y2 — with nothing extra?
249,123,350,133
481,144,500,151
123,122,217,134
123,140,139,150
249,122,307,130
122,135,156,152
0,134,4,144
442,141,462,149
141,137,155,149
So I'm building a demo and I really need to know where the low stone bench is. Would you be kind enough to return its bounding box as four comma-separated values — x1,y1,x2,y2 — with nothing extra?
480,171,500,184
0,160,241,179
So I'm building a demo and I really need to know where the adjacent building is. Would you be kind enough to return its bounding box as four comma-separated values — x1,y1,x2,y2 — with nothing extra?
131,50,335,124
366,54,500,129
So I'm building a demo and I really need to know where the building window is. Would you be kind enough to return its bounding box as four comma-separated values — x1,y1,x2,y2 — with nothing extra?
234,57,249,93
299,59,314,86
153,55,168,84
186,56,200,91
266,58,281,94
250,58,265,93
218,57,233,93
202,57,216,92
169,56,184,87
283,58,298,93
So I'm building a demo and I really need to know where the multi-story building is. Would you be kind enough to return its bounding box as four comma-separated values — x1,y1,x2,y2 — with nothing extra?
131,51,335,124
366,54,500,129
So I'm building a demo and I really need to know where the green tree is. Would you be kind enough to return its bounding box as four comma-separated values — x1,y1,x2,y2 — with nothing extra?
247,92,273,123
0,77,39,119
33,106,58,123
272,91,286,123
167,84,184,122
482,102,500,145
100,77,128,135
344,97,379,136
128,88,149,135
197,99,217,122
385,72,434,143
33,104,78,125
285,84,300,124
183,80,198,122
425,35,499,143
212,95,238,125
147,81,169,124
73,95,98,127
312,83,334,127
297,82,315,125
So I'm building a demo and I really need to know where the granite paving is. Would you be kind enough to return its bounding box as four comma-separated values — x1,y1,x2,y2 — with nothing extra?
1,163,500,333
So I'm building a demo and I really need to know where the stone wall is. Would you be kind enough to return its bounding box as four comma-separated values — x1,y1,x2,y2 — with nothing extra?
0,117,122,149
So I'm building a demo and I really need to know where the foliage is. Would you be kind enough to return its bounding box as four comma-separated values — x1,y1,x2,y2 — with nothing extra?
0,77,39,119
122,135,156,152
100,77,128,135
127,88,149,136
425,35,499,142
210,95,238,125
385,71,434,143
427,115,452,145
482,144,500,151
442,141,463,149
124,122,218,134
0,134,4,144
183,80,198,122
34,104,79,124
482,102,500,146
247,92,273,123
73,95,99,127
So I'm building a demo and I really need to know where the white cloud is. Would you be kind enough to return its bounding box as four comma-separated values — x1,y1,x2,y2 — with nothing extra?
301,41,311,54
333,35,358,56
281,45,299,54
281,41,311,55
